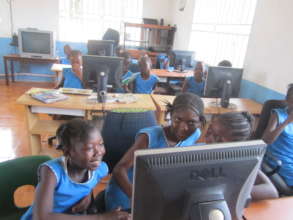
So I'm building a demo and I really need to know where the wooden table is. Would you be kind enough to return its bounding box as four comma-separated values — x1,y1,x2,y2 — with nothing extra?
151,95,263,124
244,197,293,220
17,89,156,155
3,54,59,85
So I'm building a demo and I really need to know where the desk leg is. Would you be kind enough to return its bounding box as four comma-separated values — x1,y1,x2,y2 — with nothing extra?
10,60,15,82
4,57,9,85
24,106,42,155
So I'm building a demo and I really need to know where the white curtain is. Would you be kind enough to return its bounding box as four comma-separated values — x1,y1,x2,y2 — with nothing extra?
189,0,258,67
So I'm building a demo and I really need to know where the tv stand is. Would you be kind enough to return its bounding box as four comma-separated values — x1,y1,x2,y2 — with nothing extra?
208,100,237,110
3,54,59,85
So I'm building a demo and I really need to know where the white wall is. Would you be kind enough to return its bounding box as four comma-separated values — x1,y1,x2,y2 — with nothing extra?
171,0,195,50
0,0,58,38
142,0,173,25
243,0,293,94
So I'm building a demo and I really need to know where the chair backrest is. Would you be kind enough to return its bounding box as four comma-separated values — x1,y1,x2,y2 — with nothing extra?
253,99,287,139
102,109,157,172
0,156,51,216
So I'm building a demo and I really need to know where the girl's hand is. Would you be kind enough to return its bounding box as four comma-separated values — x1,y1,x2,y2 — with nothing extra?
99,207,131,220
71,193,92,214
286,112,293,124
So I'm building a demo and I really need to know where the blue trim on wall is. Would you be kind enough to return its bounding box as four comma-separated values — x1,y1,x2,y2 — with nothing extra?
239,79,285,104
0,37,87,82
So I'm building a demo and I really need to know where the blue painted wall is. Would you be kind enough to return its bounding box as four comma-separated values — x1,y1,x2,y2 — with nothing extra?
0,37,87,82
240,79,285,104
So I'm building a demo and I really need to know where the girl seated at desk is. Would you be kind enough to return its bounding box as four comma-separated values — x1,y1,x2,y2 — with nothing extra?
125,55,159,94
21,119,130,220
105,92,206,210
182,61,206,97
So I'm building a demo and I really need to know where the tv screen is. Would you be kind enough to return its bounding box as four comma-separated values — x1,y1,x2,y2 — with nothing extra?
18,28,54,58
21,32,51,54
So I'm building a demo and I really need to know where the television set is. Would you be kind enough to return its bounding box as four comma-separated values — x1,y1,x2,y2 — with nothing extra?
173,50,195,71
87,40,115,56
82,55,123,100
132,140,266,220
204,66,243,98
18,28,55,59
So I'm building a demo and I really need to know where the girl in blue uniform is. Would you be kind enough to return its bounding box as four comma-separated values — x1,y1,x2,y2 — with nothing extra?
57,50,84,89
128,55,159,94
21,119,130,220
205,112,278,200
263,84,293,187
105,92,206,210
182,61,205,96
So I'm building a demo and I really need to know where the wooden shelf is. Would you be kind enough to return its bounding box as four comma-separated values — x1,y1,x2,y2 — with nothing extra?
124,23,173,30
30,120,65,135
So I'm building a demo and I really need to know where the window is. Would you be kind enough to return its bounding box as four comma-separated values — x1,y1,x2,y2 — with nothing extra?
189,0,258,67
59,0,143,42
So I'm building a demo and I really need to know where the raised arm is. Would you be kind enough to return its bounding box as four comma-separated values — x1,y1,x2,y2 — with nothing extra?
33,166,129,220
112,134,149,198
262,111,293,144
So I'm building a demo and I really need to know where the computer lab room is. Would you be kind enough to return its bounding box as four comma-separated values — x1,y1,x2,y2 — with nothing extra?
0,0,292,219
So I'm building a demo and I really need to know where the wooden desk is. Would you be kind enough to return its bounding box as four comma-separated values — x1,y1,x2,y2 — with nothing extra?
151,95,262,124
152,69,193,78
17,89,156,155
3,54,59,85
245,197,293,220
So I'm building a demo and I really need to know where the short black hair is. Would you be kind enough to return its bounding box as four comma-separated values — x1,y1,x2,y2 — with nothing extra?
55,119,98,151
218,60,232,67
167,92,206,126
70,50,82,57
216,112,254,141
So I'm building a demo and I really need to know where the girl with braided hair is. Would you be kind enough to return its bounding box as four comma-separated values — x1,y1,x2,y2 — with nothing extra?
205,112,278,201
22,119,130,220
105,92,206,211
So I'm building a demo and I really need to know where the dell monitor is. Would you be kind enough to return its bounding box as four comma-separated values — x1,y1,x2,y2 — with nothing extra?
173,50,195,71
87,40,115,56
82,55,123,101
132,140,266,220
204,66,243,98
18,28,55,58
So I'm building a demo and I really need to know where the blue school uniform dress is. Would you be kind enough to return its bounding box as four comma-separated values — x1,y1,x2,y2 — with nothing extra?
266,108,293,186
134,73,159,94
21,157,108,220
186,76,205,96
104,125,201,211
60,57,71,65
63,68,83,89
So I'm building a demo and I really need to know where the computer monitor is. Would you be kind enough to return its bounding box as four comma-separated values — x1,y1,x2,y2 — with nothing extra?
87,40,115,56
18,28,55,58
204,66,243,98
173,50,195,70
132,140,266,220
82,55,123,94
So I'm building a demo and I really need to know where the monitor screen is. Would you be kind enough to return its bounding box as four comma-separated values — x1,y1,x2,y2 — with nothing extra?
132,140,266,220
21,31,51,54
82,55,123,91
87,40,115,56
204,66,243,98
173,50,195,69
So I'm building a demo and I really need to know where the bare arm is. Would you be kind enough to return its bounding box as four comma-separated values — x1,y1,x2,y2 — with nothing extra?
251,170,278,201
72,63,83,81
262,111,293,144
112,134,149,198
182,79,188,92
33,166,129,220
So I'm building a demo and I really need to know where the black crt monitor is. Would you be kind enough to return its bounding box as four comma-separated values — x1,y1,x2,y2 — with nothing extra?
173,50,195,70
82,55,123,93
87,40,115,56
132,140,267,220
204,66,243,98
